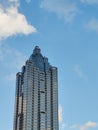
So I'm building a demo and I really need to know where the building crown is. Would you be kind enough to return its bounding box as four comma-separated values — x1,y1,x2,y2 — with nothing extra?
33,46,41,55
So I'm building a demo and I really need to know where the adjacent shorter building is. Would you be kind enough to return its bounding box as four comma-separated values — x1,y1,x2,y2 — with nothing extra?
13,46,59,130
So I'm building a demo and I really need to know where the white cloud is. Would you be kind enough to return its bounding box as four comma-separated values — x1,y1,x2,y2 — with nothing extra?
59,105,63,123
0,44,27,82
0,5,36,40
9,0,18,2
0,0,19,8
40,0,78,22
5,73,16,81
70,124,78,129
70,121,98,130
0,45,27,70
85,18,98,32
73,65,83,78
80,121,98,130
61,123,67,129
25,0,31,3
80,0,98,4
58,105,67,130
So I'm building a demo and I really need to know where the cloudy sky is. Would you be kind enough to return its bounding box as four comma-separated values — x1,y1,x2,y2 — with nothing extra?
0,0,98,130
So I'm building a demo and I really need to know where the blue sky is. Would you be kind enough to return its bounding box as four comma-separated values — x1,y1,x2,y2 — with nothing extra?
0,0,98,130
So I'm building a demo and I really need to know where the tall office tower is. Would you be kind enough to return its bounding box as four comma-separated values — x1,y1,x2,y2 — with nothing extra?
13,46,58,130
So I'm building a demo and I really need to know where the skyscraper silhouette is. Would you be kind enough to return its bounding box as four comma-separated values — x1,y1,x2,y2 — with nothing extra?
13,46,58,130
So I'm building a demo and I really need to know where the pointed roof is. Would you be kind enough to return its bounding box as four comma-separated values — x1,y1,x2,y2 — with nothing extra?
33,46,41,55
29,46,51,71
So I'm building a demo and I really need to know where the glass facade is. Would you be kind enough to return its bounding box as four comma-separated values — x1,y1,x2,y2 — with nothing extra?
13,46,59,130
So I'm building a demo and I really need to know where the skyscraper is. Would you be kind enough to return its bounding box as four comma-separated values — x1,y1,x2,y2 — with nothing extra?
13,46,58,130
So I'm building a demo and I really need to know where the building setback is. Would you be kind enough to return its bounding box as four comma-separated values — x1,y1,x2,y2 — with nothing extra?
13,46,59,130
